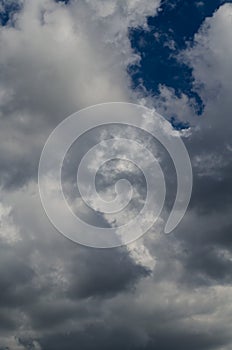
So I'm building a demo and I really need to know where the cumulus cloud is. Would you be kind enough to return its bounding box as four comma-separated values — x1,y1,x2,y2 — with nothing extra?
0,0,160,188
1,1,232,350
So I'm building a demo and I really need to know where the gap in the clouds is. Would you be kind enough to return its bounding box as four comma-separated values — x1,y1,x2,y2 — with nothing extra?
128,0,232,123
56,0,70,4
0,1,22,26
169,117,189,130
0,0,70,26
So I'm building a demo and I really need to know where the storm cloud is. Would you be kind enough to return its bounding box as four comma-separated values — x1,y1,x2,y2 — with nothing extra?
0,1,232,349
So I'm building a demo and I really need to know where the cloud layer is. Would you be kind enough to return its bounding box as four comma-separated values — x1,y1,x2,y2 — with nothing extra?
0,1,232,349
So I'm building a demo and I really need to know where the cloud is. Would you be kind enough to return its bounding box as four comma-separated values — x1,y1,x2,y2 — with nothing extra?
1,1,232,350
0,0,160,189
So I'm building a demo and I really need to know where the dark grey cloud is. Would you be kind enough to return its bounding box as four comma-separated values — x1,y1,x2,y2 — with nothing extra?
66,248,150,299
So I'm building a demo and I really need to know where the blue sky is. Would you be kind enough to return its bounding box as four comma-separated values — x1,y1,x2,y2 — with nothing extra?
130,0,231,117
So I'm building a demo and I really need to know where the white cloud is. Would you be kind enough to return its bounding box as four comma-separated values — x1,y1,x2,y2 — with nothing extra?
0,0,160,120
0,0,161,191
0,201,20,243
185,3,232,102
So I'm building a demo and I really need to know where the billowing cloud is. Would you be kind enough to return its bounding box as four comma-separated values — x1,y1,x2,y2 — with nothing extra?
1,1,232,350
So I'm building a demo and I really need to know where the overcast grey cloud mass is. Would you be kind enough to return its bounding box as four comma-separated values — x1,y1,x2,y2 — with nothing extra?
0,0,232,349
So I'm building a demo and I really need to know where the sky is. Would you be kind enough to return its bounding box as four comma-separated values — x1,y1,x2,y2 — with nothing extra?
0,0,232,349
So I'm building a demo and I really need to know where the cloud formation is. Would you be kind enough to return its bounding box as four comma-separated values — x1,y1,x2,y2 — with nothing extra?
0,1,232,350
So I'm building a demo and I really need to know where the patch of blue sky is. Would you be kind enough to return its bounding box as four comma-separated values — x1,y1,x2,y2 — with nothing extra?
129,0,232,123
0,1,22,26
